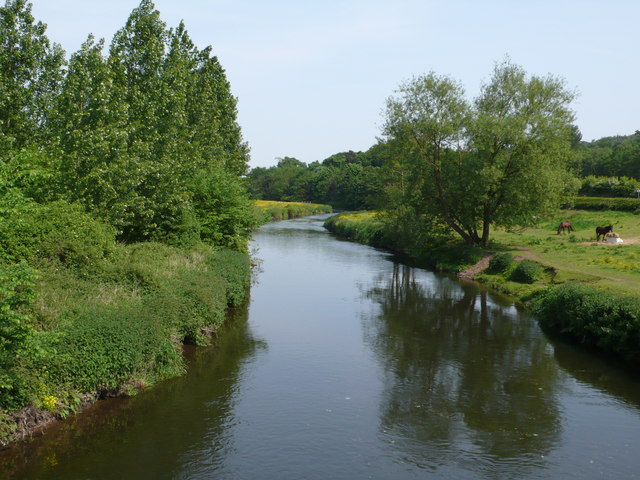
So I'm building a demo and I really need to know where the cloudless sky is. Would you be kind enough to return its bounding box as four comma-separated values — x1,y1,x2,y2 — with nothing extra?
31,0,640,168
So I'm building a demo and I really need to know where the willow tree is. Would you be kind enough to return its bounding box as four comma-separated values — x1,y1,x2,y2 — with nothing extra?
382,60,577,247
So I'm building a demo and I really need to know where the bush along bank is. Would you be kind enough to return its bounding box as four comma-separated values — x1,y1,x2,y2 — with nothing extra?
323,212,485,273
532,283,640,365
324,212,640,367
0,240,251,446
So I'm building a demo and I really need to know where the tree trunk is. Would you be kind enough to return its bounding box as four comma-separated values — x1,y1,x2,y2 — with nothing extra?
481,221,491,248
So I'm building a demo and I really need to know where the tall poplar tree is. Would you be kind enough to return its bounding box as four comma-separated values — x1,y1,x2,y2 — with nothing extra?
0,0,64,153
50,35,140,234
188,48,250,176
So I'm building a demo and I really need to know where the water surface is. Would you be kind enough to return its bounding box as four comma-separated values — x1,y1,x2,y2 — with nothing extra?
3,215,640,479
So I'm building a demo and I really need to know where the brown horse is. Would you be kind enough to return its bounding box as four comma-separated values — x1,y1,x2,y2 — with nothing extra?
557,221,574,234
596,224,613,241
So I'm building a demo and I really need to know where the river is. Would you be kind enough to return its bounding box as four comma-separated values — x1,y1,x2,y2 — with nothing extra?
3,215,640,479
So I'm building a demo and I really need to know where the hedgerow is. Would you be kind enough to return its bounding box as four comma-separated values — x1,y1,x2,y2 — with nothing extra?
567,196,640,212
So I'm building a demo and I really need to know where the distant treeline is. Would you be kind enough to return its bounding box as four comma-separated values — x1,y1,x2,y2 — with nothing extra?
579,131,640,179
248,130,640,208
246,147,388,210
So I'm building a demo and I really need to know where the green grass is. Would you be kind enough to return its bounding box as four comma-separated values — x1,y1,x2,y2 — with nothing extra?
488,209,640,295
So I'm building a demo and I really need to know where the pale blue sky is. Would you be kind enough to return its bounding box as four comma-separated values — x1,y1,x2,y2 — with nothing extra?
31,0,640,168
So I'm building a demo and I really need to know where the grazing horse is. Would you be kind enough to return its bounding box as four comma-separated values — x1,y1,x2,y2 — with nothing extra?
596,224,614,241
557,221,574,234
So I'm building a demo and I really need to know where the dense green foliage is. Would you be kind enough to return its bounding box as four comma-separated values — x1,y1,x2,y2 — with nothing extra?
578,175,640,198
324,212,484,272
532,283,640,363
247,148,387,210
2,0,255,248
0,0,255,428
0,0,64,152
1,242,251,416
0,262,36,408
323,212,393,249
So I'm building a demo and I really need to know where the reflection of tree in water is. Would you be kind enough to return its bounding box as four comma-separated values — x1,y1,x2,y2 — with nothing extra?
0,303,266,480
363,263,562,476
552,339,640,412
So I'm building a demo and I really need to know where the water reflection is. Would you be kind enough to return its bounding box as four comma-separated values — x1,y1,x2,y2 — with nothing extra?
364,263,561,476
552,340,640,412
0,304,265,480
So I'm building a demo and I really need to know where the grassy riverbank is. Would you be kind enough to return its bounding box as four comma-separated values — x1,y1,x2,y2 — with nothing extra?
324,210,640,365
0,241,250,446
253,200,332,223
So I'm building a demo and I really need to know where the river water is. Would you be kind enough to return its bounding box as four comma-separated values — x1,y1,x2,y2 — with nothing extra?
3,215,640,479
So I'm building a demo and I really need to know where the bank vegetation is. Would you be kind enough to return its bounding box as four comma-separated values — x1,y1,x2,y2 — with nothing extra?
1,0,256,445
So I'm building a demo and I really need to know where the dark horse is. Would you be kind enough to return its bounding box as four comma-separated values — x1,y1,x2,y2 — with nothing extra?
596,224,614,241
557,221,574,234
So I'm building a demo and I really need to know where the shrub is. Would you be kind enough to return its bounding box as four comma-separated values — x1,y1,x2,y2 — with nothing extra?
532,283,640,362
0,195,115,266
0,239,252,418
205,248,252,307
509,259,543,284
192,168,258,251
488,252,514,273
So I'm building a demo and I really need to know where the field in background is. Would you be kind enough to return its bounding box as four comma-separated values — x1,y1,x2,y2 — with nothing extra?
254,200,332,223
489,210,640,295
325,209,640,297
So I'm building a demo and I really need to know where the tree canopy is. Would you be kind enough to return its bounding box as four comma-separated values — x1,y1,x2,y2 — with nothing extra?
382,60,578,246
1,0,255,249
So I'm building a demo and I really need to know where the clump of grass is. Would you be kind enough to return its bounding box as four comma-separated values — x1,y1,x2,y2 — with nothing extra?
324,212,390,248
